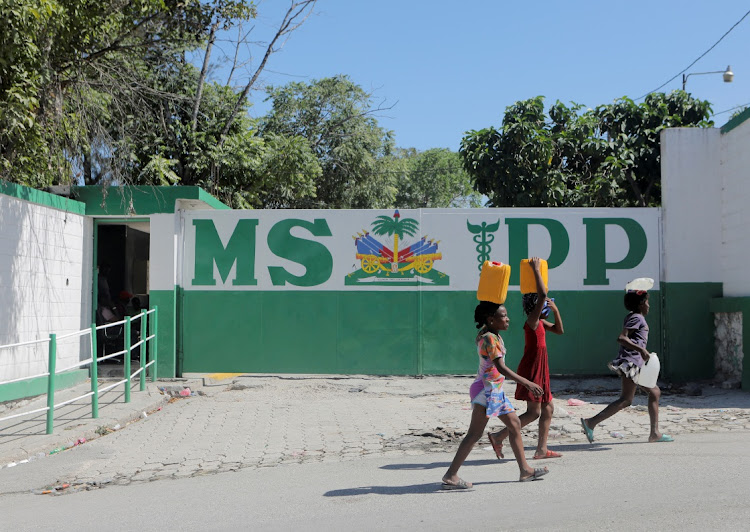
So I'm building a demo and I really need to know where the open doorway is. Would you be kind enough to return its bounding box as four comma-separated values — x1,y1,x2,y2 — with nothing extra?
95,221,150,369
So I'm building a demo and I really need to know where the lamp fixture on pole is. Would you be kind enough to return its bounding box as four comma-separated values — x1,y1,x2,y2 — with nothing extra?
682,65,734,90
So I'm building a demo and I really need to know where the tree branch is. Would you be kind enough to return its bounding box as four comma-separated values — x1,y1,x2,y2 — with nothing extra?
218,0,317,144
192,20,219,132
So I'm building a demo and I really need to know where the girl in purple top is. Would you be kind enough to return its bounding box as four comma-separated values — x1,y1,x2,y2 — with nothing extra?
580,290,673,443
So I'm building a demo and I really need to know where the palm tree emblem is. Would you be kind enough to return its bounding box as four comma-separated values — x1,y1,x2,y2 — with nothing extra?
371,210,419,269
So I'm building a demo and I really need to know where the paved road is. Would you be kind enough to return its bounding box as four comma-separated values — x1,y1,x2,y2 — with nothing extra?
0,431,747,531
1,375,748,530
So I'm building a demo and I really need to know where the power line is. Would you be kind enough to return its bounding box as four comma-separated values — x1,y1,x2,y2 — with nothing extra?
712,102,750,116
636,9,750,100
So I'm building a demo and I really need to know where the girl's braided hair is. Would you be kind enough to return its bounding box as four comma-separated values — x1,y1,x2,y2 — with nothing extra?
522,293,538,315
474,301,502,329
624,290,648,313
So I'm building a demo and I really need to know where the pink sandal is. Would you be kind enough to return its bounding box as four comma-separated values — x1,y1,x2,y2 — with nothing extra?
488,432,504,459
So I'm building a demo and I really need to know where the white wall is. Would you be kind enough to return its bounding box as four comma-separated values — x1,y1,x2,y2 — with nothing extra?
661,118,750,296
0,194,93,382
719,118,750,297
149,214,178,291
660,128,723,283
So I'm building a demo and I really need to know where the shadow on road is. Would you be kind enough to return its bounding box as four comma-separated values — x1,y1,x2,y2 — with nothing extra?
379,443,613,471
324,479,511,497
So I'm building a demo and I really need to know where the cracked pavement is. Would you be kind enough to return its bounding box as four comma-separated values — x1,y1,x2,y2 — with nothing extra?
1,375,749,496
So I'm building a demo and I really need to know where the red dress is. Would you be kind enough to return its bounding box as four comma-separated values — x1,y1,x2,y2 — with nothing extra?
514,322,553,403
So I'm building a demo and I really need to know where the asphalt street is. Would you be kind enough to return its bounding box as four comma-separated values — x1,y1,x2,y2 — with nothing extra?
0,432,747,531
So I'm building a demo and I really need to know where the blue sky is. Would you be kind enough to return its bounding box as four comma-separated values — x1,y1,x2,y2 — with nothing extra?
208,1,750,151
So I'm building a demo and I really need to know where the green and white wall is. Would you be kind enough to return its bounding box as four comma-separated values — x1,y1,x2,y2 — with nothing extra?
174,208,662,376
0,182,92,401
661,109,750,387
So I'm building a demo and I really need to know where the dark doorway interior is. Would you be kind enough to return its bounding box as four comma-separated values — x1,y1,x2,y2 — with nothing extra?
96,223,150,369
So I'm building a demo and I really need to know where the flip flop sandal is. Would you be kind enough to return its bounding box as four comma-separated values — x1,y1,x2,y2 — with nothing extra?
441,478,472,490
650,434,674,443
533,450,562,459
580,418,595,443
520,467,549,482
488,432,504,459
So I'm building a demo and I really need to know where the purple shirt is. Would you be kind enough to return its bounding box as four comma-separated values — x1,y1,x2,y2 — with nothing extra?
614,312,649,368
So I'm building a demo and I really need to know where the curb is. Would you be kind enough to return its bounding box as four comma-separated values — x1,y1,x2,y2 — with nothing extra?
1,390,169,467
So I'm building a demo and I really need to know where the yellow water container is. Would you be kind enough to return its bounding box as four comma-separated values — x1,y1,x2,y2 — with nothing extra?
519,259,548,294
476,261,511,304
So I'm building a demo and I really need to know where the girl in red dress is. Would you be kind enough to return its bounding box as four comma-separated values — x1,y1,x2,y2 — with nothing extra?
488,257,565,460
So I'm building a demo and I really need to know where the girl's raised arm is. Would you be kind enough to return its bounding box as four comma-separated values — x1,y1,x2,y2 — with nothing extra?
526,257,548,330
543,298,564,335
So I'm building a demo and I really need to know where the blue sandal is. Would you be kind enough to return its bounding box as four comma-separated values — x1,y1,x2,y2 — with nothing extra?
650,434,674,443
580,418,595,443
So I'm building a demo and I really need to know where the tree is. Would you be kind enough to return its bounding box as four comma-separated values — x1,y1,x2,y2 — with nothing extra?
0,0,319,195
460,91,713,207
1,0,228,186
392,148,482,208
261,75,397,209
594,91,713,206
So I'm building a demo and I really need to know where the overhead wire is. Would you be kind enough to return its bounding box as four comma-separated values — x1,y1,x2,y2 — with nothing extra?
636,8,750,100
711,102,750,116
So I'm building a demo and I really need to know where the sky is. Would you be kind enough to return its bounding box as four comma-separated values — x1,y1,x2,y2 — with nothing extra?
207,0,750,152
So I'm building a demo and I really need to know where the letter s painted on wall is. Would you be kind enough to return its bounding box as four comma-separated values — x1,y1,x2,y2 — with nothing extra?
267,219,333,286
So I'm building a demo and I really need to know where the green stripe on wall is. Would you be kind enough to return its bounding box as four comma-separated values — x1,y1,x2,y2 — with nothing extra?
661,282,722,381
180,290,662,377
0,369,88,403
0,180,86,214
149,289,177,378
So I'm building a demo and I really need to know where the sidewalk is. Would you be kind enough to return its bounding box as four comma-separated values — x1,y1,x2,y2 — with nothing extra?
0,376,201,466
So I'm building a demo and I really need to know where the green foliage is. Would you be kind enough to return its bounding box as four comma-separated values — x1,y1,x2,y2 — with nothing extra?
0,0,257,187
262,75,397,209
392,148,482,208
461,91,713,207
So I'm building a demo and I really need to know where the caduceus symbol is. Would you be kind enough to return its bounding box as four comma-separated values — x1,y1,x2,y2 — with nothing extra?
466,219,501,272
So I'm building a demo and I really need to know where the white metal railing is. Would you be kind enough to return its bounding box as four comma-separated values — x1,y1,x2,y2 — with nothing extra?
0,307,159,434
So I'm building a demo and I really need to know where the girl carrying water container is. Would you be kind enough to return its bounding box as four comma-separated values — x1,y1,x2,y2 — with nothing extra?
442,262,551,489
487,257,565,460
580,287,673,444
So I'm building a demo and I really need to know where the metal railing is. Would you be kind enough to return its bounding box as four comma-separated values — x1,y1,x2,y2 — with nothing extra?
0,307,159,434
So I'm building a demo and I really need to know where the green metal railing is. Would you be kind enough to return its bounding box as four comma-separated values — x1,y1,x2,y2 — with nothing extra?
0,307,159,434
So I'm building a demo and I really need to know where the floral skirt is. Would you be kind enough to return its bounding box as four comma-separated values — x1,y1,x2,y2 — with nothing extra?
485,382,515,418
608,359,640,382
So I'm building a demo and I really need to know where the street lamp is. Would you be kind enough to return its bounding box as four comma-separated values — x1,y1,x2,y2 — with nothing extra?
682,65,734,90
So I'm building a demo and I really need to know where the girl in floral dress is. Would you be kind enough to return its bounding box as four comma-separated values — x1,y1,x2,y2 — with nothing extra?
441,301,550,489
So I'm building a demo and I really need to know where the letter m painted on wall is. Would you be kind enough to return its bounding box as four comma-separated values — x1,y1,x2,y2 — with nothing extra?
192,219,258,286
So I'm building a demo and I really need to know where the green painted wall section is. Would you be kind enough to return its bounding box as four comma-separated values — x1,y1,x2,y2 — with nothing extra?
71,186,228,216
720,106,750,134
0,180,86,214
149,289,177,377
180,290,663,377
0,369,88,403
661,282,723,382
709,296,750,390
